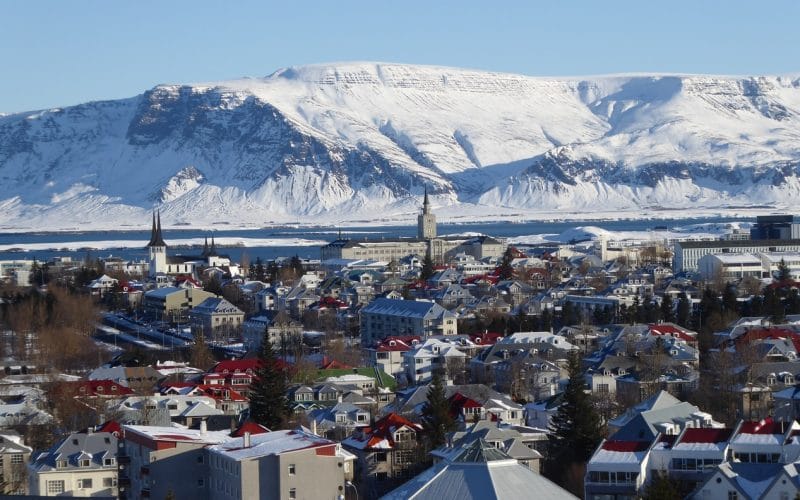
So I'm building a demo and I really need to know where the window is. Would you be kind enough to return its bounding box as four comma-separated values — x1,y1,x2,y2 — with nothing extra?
47,480,65,494
80,458,91,467
197,479,205,487
376,452,387,462
728,492,738,500
103,458,115,466
288,464,296,475
289,488,297,498
597,383,609,394
10,454,23,464
103,477,117,488
197,455,204,464
77,478,93,489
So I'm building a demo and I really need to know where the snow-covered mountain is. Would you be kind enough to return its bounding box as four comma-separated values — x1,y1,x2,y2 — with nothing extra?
2,62,800,231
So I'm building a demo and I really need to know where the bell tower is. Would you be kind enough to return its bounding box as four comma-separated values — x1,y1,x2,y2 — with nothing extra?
147,211,168,278
417,187,437,240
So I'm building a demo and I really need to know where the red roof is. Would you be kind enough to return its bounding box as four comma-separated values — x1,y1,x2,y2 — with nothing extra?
679,428,733,443
737,327,800,353
195,384,248,401
376,336,420,352
212,358,292,374
231,420,271,437
469,332,503,345
320,357,352,370
449,392,483,417
602,440,651,452
95,420,123,436
738,418,784,435
648,324,697,343
355,413,422,450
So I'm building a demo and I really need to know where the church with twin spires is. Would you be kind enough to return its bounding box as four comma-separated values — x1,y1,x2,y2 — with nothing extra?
146,211,230,281
321,189,505,263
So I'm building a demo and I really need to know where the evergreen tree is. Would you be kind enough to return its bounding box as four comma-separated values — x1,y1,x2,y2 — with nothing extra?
764,287,785,324
660,294,675,323
189,332,216,371
421,371,455,448
497,247,515,281
641,471,681,500
722,284,738,315
420,253,435,281
545,351,603,486
539,308,553,332
203,275,223,296
778,258,792,282
248,330,290,430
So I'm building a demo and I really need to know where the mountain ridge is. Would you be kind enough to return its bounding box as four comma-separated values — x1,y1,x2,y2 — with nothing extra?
1,62,800,231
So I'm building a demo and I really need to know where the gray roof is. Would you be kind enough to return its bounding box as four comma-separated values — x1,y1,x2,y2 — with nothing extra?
30,431,118,473
382,439,576,500
362,298,453,319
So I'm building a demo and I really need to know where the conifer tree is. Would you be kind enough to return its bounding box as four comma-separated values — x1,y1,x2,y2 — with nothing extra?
545,350,602,486
189,332,215,371
497,247,515,280
420,253,435,281
660,294,675,323
676,292,691,327
421,371,454,448
248,329,290,430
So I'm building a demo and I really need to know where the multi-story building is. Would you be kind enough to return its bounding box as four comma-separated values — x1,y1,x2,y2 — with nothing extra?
321,196,505,264
342,413,424,498
402,338,468,385
206,429,355,500
142,286,217,323
360,298,457,346
750,215,800,240
364,335,420,379
0,431,32,494
28,431,119,497
673,239,800,273
119,423,231,500
189,297,245,342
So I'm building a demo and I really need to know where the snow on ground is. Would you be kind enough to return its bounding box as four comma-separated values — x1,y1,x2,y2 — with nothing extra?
0,237,327,252
510,222,752,245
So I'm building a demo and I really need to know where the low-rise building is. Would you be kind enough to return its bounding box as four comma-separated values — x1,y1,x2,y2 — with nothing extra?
28,431,119,497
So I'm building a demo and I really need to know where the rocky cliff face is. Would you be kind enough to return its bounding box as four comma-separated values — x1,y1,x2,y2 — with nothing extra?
1,63,799,230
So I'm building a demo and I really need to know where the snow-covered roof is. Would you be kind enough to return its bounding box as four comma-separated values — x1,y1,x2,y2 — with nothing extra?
207,429,351,461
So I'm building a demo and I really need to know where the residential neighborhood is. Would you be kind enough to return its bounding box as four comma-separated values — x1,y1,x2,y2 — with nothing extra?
3,208,800,499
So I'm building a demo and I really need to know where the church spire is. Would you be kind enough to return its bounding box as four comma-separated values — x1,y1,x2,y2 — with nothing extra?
147,211,157,246
423,186,430,213
202,236,209,257
209,235,217,256
149,210,167,248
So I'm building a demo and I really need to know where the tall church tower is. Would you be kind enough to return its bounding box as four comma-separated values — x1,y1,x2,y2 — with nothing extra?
147,211,168,279
417,188,437,240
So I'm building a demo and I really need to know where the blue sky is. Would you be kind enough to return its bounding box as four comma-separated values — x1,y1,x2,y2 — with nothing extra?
2,0,798,114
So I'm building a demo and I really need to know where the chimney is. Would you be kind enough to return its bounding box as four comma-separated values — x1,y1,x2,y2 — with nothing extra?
311,418,318,436
200,420,207,436
243,431,251,448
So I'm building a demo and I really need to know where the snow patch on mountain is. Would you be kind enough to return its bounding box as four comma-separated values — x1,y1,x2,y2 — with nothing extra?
2,63,800,231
